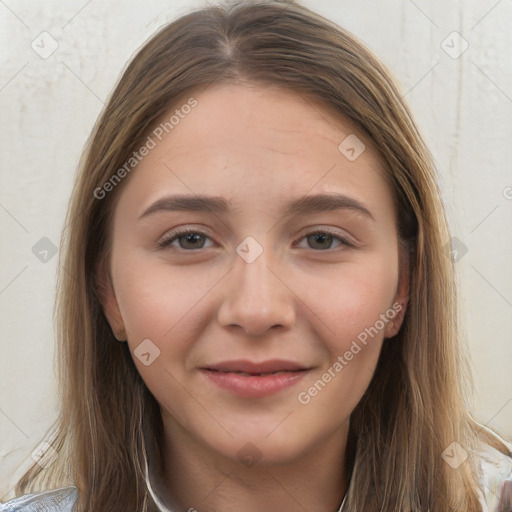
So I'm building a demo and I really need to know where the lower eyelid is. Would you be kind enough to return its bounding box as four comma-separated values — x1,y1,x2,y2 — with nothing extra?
294,232,354,249
159,229,355,251
158,230,214,249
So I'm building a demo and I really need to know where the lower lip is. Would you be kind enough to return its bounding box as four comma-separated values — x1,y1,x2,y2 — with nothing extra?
201,370,309,398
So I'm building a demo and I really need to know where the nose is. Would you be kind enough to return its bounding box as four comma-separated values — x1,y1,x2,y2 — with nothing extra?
217,244,296,337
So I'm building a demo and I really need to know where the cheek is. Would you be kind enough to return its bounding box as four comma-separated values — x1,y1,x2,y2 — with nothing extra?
295,262,394,413
113,263,202,406
114,244,398,349
112,251,218,340
303,257,398,351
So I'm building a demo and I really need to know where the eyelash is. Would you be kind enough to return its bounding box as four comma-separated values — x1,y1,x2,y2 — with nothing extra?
157,227,356,252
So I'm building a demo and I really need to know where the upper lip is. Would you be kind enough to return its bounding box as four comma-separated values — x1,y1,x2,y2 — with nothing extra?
201,359,310,374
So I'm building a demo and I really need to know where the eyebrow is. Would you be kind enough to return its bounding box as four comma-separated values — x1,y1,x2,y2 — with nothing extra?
138,193,376,222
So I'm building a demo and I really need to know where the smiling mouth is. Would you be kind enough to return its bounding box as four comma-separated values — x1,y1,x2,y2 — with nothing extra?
201,359,311,374
199,360,311,398
207,369,306,377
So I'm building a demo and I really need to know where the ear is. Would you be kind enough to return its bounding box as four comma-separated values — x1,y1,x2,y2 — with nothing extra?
384,243,411,339
94,259,127,341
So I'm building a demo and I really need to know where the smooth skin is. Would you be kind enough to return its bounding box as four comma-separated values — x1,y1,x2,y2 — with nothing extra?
99,82,410,512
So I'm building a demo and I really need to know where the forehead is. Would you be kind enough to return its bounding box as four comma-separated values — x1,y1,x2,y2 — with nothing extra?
160,83,373,167
114,83,395,222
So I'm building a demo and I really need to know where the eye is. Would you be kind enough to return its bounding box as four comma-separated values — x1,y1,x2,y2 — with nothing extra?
294,229,356,251
158,227,355,252
158,229,214,250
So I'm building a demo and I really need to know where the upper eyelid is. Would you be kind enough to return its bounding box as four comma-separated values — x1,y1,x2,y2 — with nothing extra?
158,226,356,248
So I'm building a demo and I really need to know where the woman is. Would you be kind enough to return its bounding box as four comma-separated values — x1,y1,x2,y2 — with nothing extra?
2,0,511,511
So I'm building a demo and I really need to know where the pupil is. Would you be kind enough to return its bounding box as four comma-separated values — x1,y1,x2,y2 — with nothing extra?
310,233,331,250
183,234,202,248
177,233,334,250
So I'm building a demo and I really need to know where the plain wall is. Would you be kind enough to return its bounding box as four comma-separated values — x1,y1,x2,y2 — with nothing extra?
1,0,511,498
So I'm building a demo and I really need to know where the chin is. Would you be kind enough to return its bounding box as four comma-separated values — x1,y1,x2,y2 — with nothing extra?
201,425,315,468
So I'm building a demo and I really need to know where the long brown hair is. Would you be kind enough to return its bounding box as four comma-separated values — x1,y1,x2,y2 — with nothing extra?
11,0,511,510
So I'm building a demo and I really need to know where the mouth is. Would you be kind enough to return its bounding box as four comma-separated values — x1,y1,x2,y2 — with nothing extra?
208,370,300,376
202,359,310,374
199,360,312,398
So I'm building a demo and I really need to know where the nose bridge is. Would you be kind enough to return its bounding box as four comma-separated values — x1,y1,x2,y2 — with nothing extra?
236,239,275,306
218,236,296,335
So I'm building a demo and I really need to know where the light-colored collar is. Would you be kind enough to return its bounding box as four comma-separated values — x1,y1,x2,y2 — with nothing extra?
141,414,179,512
337,493,348,511
141,418,348,512
144,467,347,512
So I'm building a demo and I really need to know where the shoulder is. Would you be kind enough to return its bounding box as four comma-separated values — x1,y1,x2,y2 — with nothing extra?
0,486,78,512
474,432,512,511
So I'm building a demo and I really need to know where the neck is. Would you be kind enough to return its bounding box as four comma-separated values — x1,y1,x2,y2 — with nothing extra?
158,418,350,512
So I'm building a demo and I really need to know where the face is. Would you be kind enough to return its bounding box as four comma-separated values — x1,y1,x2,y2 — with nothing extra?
100,83,409,468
